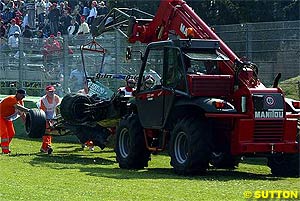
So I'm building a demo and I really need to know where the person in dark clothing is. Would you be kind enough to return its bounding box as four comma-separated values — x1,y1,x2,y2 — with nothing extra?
59,10,72,35
42,19,51,38
22,25,33,38
36,30,47,38
1,8,14,25
48,3,60,36
67,18,79,36
97,1,108,17
0,20,7,38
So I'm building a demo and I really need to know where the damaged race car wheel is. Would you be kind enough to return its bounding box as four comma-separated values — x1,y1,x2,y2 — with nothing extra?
60,93,92,123
25,108,46,138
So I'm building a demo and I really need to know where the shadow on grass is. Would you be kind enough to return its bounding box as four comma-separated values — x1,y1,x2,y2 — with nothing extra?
25,151,285,181
28,152,116,166
77,166,282,181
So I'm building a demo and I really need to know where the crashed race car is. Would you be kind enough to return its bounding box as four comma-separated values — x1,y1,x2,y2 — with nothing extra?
25,40,133,150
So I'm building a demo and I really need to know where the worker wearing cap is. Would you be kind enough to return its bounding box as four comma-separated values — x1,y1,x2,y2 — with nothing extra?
38,85,60,154
0,89,26,154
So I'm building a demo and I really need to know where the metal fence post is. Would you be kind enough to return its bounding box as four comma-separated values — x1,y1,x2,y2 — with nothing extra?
19,37,24,88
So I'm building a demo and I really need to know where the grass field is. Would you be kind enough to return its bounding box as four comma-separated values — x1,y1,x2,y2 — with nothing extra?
0,98,299,200
0,77,299,201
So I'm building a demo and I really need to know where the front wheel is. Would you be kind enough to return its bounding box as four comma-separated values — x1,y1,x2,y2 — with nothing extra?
268,126,299,177
169,117,211,175
115,114,150,169
267,153,299,177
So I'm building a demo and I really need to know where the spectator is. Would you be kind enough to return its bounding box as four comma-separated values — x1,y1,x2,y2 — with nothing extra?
42,19,51,37
0,20,7,37
59,9,72,35
7,19,21,37
1,8,14,25
87,0,97,25
14,10,22,27
0,88,26,154
72,5,82,25
36,29,46,38
97,1,108,17
63,1,71,13
21,11,29,30
48,3,60,35
59,2,65,15
0,37,8,49
77,16,89,35
36,0,46,26
0,1,4,12
43,34,61,56
8,30,19,51
82,4,90,19
14,0,25,13
67,17,79,36
45,0,52,15
22,25,33,38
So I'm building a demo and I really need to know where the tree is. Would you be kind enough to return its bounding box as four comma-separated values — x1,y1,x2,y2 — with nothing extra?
106,0,299,24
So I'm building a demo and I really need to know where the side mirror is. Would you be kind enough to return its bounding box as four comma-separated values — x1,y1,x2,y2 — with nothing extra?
126,46,132,60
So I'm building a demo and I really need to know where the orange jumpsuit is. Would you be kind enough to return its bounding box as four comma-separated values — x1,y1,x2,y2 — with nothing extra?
39,94,60,151
0,95,24,154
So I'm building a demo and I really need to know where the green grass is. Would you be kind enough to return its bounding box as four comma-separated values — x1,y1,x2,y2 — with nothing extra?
279,76,300,100
0,136,299,201
0,78,299,201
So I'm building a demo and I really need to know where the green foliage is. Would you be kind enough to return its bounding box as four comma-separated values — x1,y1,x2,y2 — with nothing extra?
107,0,299,25
280,76,300,100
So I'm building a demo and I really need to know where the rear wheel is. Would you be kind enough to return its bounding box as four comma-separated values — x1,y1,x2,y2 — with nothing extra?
169,117,211,175
25,108,46,138
115,114,150,169
60,94,91,123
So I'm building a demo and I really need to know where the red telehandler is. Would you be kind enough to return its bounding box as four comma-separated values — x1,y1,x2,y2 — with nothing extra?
91,0,299,176
25,0,299,176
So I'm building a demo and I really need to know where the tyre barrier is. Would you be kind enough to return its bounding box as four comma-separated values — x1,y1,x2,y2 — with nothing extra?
25,108,46,138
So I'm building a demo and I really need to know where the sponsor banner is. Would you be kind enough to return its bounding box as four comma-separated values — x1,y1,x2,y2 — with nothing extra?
95,73,139,81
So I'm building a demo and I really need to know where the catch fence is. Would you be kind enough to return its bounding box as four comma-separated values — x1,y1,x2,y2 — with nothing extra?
0,20,299,98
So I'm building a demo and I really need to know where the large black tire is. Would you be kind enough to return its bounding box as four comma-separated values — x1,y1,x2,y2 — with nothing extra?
169,117,211,175
267,153,299,177
115,114,151,169
60,94,91,123
25,108,46,138
210,152,240,169
267,126,299,177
